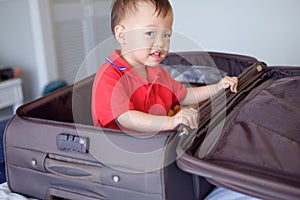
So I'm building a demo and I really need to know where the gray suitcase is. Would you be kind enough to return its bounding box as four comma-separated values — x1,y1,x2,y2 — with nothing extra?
4,51,258,200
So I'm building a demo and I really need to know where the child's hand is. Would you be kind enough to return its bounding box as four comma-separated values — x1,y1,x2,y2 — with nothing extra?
218,76,238,93
170,107,199,129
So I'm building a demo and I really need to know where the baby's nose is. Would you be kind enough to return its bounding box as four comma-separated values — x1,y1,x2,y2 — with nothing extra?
154,35,165,48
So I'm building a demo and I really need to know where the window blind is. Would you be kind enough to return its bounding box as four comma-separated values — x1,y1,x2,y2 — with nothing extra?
51,0,111,84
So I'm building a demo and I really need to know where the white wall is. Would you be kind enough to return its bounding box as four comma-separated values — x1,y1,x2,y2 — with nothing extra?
170,0,300,66
0,0,38,102
0,0,299,104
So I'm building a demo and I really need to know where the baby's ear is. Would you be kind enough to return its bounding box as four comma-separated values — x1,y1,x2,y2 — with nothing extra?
114,25,126,45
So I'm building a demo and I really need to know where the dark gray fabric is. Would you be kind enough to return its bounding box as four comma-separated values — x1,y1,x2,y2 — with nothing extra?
0,119,9,183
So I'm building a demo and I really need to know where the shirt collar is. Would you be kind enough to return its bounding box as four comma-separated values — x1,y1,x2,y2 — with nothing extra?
108,50,132,71
108,49,160,83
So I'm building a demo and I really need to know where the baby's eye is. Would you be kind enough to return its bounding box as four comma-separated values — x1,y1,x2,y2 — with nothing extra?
164,33,172,39
145,31,155,37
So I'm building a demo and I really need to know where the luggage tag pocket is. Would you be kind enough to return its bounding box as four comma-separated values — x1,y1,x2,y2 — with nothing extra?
47,187,106,200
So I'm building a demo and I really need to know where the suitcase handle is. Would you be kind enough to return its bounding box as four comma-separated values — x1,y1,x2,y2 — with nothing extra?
44,158,101,183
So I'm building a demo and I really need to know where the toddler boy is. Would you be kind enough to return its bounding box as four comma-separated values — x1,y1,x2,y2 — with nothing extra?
92,0,238,132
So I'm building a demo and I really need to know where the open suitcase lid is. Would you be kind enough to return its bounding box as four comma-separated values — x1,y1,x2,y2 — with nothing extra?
176,64,300,200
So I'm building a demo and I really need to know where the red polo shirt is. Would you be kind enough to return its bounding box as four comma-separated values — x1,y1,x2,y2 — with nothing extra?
92,50,187,129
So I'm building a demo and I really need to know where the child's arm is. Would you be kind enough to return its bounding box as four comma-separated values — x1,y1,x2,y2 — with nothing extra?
117,108,198,132
181,76,238,105
116,76,238,132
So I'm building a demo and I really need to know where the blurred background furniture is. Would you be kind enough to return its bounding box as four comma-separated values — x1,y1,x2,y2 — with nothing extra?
0,78,23,113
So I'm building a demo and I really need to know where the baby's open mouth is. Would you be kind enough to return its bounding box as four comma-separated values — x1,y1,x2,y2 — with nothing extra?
150,51,163,58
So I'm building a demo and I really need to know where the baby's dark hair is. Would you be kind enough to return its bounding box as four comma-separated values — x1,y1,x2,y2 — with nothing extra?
111,0,172,35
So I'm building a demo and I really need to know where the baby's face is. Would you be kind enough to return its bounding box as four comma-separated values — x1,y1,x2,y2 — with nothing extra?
116,2,173,67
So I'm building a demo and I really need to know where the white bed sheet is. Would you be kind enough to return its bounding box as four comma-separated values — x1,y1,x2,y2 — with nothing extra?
0,182,260,200
205,187,261,200
0,182,37,200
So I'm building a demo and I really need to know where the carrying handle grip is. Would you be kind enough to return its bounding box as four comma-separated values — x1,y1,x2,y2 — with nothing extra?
44,158,101,183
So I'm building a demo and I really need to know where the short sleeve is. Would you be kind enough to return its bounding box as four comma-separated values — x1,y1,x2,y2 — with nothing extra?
92,65,135,127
